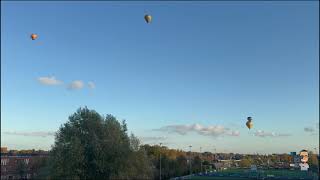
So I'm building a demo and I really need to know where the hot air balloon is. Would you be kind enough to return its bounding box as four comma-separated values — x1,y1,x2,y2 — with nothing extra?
31,34,38,40
144,14,152,24
246,117,253,129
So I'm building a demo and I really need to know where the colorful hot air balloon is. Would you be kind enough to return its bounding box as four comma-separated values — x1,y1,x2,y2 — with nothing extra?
31,34,38,40
246,117,253,129
144,14,152,24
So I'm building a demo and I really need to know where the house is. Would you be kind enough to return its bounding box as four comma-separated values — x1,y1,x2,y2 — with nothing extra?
1,148,8,154
212,162,224,171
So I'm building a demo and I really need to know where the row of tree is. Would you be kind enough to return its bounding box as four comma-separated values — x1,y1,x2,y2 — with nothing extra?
32,107,318,179
32,108,206,179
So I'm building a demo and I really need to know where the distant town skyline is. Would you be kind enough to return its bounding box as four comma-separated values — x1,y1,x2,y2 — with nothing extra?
1,1,319,154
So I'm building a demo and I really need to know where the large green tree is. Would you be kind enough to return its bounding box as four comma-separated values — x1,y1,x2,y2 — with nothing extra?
49,107,152,180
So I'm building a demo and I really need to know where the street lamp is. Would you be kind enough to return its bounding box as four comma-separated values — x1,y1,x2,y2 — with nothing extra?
160,143,162,180
200,147,203,173
189,145,192,176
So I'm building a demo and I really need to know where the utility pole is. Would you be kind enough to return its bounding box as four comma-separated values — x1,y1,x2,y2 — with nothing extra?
189,145,192,176
211,147,214,163
160,143,162,180
200,147,203,173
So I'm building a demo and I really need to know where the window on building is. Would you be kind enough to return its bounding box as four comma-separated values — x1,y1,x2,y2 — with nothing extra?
1,159,9,166
24,158,29,165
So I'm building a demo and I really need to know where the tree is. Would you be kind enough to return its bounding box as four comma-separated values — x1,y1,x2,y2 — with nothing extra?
308,152,319,173
129,133,140,151
278,154,292,164
49,107,152,179
239,159,251,168
193,156,202,173
33,158,50,180
116,134,153,179
160,154,176,179
30,156,49,179
202,160,210,166
176,155,188,176
16,160,28,179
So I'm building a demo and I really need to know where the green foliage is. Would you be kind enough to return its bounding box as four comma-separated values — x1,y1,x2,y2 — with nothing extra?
202,160,210,166
176,154,188,176
193,155,202,173
307,152,319,173
49,107,152,179
239,159,251,168
115,134,154,179
16,160,28,178
31,156,49,179
33,159,50,180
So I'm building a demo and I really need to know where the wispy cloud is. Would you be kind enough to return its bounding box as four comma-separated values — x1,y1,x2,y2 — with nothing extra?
139,136,167,142
68,80,84,90
38,76,63,86
3,131,55,138
227,130,240,136
154,124,240,137
304,127,315,132
304,123,319,135
254,130,291,137
88,82,96,89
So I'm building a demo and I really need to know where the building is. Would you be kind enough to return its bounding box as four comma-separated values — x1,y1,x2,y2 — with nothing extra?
1,147,48,180
1,148,8,154
1,155,33,180
218,159,241,168
212,162,224,171
290,152,296,156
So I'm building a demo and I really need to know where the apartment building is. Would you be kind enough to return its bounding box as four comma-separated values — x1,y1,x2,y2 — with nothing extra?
1,147,48,180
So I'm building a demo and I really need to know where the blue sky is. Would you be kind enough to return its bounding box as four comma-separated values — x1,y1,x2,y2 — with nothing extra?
1,1,319,154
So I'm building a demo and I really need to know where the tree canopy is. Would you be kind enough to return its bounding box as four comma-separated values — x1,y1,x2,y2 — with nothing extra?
49,107,153,180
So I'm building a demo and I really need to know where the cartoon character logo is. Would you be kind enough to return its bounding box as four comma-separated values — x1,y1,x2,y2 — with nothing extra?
299,149,309,171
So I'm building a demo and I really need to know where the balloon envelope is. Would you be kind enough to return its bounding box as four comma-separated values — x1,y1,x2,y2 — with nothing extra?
31,34,38,40
246,120,253,129
144,15,152,23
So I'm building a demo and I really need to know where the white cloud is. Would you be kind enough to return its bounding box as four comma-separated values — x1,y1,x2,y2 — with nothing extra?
254,130,291,137
88,82,96,89
154,123,240,137
3,131,55,138
38,77,96,91
68,80,84,90
227,130,240,136
304,127,315,132
38,76,62,85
